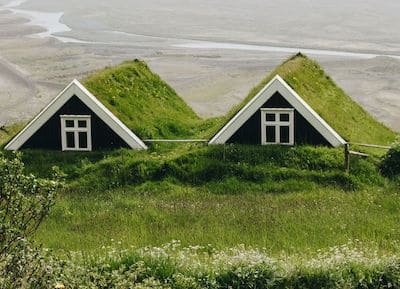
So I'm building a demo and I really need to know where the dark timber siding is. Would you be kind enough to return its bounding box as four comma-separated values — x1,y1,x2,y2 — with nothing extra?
21,95,131,150
227,92,330,146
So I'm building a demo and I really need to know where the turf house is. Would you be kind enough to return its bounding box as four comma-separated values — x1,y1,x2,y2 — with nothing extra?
209,75,346,147
4,79,147,151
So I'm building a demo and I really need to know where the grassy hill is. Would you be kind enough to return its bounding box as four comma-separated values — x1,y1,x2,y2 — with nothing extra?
2,56,400,288
212,53,397,145
26,54,397,255
82,59,205,139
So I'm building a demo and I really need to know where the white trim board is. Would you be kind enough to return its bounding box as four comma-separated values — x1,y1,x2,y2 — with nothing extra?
209,75,346,147
5,79,147,150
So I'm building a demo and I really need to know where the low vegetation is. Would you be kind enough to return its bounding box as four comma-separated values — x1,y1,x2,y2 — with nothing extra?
16,144,383,193
380,141,400,179
2,153,400,289
36,184,400,254
14,143,394,256
0,155,60,288
21,241,400,289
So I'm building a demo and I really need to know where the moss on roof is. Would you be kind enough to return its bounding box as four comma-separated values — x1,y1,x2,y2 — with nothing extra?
212,53,397,145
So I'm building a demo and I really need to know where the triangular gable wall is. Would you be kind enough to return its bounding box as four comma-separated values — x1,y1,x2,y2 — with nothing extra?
209,75,346,147
5,79,147,150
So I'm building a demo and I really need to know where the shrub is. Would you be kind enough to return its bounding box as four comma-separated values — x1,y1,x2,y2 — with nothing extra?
0,153,61,288
380,143,400,178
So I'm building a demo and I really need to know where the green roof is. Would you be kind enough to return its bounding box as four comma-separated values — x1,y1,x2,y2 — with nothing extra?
2,55,397,147
82,59,203,139
214,53,397,145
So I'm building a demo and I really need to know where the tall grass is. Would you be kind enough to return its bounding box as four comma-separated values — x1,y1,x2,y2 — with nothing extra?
28,239,400,289
36,186,400,254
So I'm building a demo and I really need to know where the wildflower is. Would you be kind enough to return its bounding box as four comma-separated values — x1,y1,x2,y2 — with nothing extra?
55,283,65,289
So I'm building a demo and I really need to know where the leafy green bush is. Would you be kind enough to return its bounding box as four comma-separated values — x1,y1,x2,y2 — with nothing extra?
380,143,400,178
0,154,61,288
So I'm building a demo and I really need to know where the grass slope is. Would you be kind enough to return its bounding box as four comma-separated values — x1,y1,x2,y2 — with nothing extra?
17,144,382,192
24,143,393,254
212,53,397,145
82,59,204,139
2,56,399,259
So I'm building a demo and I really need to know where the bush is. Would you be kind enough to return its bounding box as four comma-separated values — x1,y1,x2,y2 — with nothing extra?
380,143,400,178
0,153,61,288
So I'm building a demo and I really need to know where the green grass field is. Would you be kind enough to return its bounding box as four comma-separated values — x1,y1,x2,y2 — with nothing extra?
19,142,395,258
2,55,400,288
2,54,397,258
36,185,400,256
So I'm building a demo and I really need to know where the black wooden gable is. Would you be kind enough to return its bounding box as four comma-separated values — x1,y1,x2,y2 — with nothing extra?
21,95,131,150
227,92,330,146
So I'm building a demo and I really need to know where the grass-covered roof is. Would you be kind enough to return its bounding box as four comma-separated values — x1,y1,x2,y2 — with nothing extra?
214,53,396,145
1,55,397,147
82,59,204,139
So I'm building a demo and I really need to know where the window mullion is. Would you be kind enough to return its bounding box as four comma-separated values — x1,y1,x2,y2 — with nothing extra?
87,123,92,150
276,125,280,144
74,131,79,150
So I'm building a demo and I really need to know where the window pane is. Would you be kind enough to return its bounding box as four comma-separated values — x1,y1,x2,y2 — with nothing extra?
280,126,290,143
65,120,74,128
280,113,289,122
78,132,88,148
66,132,75,148
266,113,275,122
78,120,87,128
266,126,276,143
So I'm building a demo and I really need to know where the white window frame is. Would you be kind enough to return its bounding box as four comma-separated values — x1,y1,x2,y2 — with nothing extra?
261,108,294,145
60,115,92,151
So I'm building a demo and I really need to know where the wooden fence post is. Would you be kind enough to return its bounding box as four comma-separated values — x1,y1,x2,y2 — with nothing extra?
344,143,350,174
